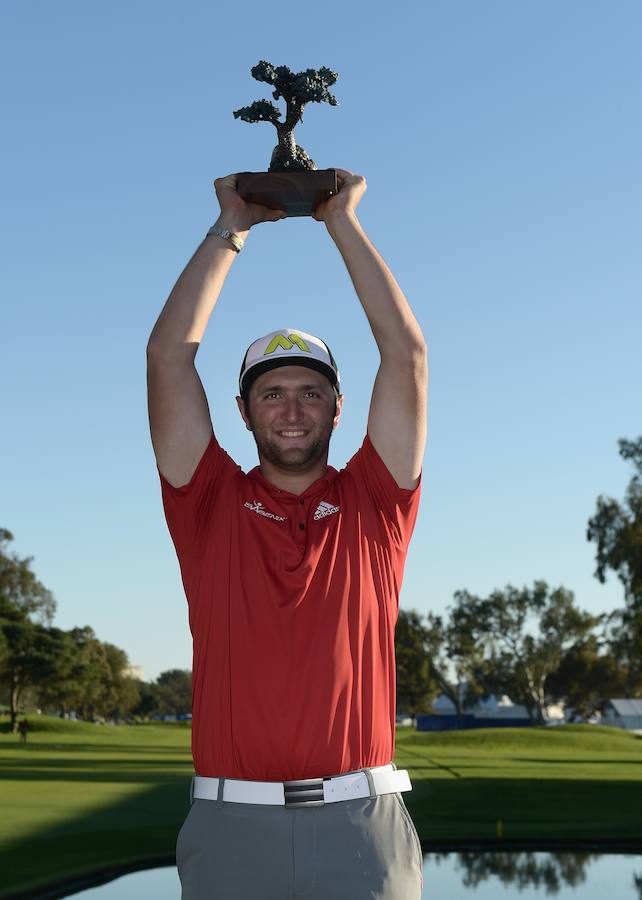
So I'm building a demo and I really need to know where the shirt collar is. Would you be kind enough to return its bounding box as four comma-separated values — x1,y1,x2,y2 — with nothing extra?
248,465,338,500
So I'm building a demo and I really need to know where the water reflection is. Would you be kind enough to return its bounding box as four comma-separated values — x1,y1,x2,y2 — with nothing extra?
65,852,642,898
426,851,642,899
456,851,597,893
69,865,180,898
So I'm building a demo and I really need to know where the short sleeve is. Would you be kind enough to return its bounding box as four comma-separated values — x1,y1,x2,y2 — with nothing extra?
344,431,423,550
158,433,240,556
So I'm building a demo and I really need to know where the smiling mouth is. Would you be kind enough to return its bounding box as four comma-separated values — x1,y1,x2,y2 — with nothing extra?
277,430,309,438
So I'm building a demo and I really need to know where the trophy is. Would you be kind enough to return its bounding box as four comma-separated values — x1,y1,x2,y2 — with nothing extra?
234,61,339,217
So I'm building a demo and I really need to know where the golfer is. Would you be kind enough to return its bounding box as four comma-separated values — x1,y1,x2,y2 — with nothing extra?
147,169,427,899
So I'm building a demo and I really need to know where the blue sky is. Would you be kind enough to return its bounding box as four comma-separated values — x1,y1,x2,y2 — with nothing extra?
2,2,640,682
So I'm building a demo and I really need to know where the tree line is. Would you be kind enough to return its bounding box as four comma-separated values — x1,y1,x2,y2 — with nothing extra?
396,437,642,723
0,527,191,732
2,436,640,732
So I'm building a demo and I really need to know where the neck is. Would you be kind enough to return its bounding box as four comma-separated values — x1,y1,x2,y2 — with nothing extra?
257,455,329,495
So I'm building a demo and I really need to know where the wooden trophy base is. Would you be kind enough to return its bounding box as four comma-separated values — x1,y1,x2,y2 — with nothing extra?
236,169,337,217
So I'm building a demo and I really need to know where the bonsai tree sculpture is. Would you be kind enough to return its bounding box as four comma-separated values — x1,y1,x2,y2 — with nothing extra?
233,61,338,172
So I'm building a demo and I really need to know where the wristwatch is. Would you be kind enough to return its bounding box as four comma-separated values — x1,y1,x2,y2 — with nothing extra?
206,224,244,252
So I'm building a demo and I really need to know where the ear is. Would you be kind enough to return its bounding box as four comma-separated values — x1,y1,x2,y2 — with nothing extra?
332,393,344,430
236,395,252,431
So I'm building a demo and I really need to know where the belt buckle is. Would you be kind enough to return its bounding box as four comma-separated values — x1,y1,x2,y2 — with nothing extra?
283,776,325,808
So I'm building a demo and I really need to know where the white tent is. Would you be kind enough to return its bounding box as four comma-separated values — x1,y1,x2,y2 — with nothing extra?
602,699,642,732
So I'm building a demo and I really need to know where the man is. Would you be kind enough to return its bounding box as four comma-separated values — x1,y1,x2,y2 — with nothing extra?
147,169,428,899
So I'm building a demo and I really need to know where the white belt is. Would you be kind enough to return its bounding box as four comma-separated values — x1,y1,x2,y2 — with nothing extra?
191,764,411,808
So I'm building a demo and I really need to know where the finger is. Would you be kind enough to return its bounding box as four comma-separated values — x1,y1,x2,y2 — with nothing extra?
261,208,287,222
214,174,238,192
311,200,327,221
334,168,354,179
336,172,363,193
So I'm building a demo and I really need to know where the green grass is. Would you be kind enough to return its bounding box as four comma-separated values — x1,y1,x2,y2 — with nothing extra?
0,717,193,895
1,717,642,894
395,723,642,844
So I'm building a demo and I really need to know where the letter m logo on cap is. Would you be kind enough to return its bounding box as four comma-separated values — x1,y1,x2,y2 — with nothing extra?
263,334,311,356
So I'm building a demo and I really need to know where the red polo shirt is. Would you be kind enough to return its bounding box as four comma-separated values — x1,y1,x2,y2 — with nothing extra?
158,430,422,781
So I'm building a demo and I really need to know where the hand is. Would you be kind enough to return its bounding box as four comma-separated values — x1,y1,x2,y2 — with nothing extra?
213,174,286,235
312,168,367,224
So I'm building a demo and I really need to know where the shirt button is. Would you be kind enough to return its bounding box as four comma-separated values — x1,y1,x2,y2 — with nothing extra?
299,498,304,505
299,522,305,530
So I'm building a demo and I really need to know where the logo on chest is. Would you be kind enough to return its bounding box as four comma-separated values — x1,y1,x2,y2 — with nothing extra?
244,500,287,522
314,501,340,520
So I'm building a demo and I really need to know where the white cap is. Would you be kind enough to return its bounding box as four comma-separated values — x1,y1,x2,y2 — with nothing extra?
239,328,340,395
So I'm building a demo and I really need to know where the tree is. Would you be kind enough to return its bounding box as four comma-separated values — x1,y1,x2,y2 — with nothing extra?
130,679,164,719
587,436,642,684
0,530,57,730
0,621,64,732
0,531,144,725
0,624,9,673
101,643,140,721
591,605,642,697
65,626,113,720
128,669,192,719
424,602,487,714
233,61,338,171
546,632,626,720
156,669,192,716
34,627,80,717
394,610,437,717
0,528,56,625
460,582,598,724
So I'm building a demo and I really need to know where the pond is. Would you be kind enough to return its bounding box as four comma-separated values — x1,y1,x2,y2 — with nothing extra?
68,851,642,898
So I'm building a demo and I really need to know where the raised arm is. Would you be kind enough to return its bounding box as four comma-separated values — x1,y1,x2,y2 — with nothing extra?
313,170,428,490
146,177,285,487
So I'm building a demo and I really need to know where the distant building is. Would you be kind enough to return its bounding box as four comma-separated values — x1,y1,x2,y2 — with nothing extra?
602,699,642,732
430,694,459,714
431,692,530,719
544,703,566,723
474,694,531,720
421,691,565,731
123,664,144,681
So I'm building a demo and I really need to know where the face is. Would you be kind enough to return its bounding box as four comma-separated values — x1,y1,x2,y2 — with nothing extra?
236,366,343,473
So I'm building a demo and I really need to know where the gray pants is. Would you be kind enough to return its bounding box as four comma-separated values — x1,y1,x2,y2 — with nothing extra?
176,782,423,899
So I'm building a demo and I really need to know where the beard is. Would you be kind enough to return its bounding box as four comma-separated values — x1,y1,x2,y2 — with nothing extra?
246,400,337,473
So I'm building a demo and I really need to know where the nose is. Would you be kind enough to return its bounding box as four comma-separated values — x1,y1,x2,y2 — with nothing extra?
284,395,304,422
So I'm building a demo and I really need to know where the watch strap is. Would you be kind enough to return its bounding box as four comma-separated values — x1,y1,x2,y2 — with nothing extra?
206,224,244,252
